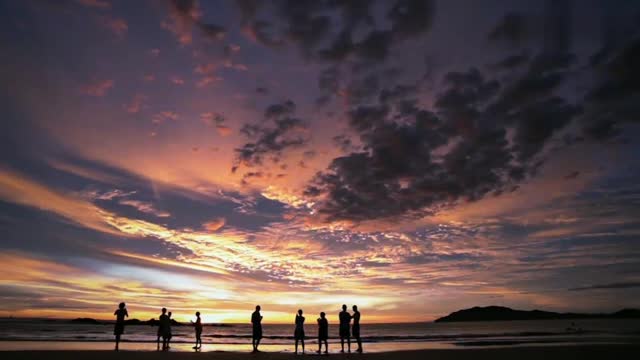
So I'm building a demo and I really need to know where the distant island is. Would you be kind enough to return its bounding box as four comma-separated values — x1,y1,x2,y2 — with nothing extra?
435,306,640,322
69,318,231,327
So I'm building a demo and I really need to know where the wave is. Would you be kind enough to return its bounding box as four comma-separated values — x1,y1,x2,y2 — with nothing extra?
0,330,606,344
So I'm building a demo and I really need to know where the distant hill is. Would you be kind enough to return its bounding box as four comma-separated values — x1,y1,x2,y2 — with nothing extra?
434,306,640,322
70,318,185,326
70,318,102,325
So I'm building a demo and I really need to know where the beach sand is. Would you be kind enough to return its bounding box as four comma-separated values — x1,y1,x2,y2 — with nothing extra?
1,345,638,360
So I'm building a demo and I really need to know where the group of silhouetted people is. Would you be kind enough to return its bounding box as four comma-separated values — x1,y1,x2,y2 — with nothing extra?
113,302,363,354
249,304,362,354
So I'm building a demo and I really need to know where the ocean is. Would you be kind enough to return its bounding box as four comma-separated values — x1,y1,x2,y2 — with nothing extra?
0,318,639,352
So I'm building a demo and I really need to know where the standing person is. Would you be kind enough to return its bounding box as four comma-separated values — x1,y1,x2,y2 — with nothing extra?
191,311,203,350
352,305,362,353
317,312,329,354
251,305,263,352
338,304,352,353
294,309,305,354
166,311,173,349
113,302,128,351
158,308,169,350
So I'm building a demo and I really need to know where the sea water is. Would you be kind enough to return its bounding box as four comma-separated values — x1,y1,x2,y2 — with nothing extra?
0,318,638,352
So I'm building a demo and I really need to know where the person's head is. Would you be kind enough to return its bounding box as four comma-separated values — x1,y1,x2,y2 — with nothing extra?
298,309,303,315
342,304,347,311
196,311,200,317
352,305,358,311
168,311,172,317
119,302,125,309
320,312,326,318
162,307,167,314
256,305,261,311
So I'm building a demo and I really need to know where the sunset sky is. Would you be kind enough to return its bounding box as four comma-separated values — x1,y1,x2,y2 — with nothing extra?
1,0,640,324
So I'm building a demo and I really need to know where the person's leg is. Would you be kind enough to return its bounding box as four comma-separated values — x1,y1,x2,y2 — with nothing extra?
358,337,362,352
317,337,321,353
115,335,119,350
295,339,299,354
340,337,344,352
302,338,305,353
347,336,351,352
324,340,328,354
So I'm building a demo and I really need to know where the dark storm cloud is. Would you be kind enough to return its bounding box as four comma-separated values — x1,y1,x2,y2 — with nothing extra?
490,53,530,70
488,13,529,46
583,37,640,140
236,0,435,63
303,1,596,223
234,100,309,169
332,134,356,152
264,99,295,119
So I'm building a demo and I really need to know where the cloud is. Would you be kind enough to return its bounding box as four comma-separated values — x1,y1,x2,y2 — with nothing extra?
0,168,121,236
216,125,232,136
569,282,640,291
100,16,128,37
236,0,435,63
162,0,226,45
488,13,528,45
152,111,179,123
118,199,171,218
123,94,146,113
81,79,114,96
170,75,185,85
196,75,222,88
234,100,309,169
200,112,224,126
304,48,583,223
582,37,640,140
75,0,111,9
203,217,226,232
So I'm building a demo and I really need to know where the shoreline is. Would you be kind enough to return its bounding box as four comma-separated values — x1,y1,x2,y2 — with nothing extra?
0,344,639,360
1,339,639,353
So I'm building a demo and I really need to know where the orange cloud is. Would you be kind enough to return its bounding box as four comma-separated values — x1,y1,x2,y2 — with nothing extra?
0,168,120,236
82,79,114,96
203,217,226,232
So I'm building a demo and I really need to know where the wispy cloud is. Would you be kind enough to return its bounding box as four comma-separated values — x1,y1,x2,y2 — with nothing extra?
81,79,114,96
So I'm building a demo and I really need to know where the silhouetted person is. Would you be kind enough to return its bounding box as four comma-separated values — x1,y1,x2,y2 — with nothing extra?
317,312,329,354
113,302,128,351
191,311,203,350
157,308,169,350
166,311,173,349
294,309,305,354
339,304,351,353
251,305,263,352
352,305,362,353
